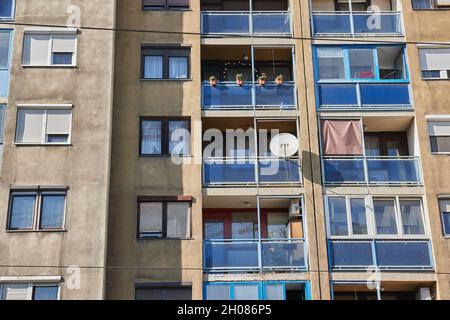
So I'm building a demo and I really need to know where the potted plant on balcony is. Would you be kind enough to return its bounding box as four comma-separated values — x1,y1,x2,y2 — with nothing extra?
209,75,217,87
258,73,267,86
275,74,284,86
236,74,244,86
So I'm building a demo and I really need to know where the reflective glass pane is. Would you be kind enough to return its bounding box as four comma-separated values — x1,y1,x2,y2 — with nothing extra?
234,285,259,300
328,197,348,236
349,49,375,79
400,200,425,235
350,198,368,235
373,199,398,235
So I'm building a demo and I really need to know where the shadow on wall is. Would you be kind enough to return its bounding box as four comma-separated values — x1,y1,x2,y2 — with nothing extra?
105,2,189,300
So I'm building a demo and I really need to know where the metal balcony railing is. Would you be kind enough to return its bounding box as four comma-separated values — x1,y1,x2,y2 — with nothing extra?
322,156,422,186
316,82,412,110
312,11,403,37
204,238,307,272
203,156,301,186
201,11,292,36
329,239,434,270
202,81,296,110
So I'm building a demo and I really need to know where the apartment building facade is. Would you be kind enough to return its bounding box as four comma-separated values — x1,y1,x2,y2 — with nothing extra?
0,0,449,300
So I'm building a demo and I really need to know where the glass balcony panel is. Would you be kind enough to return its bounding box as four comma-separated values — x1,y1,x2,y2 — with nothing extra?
202,83,253,109
323,159,366,183
252,13,291,34
201,13,250,34
312,14,351,35
330,241,374,267
204,241,259,269
353,13,402,34
360,84,411,106
261,240,306,269
204,158,256,184
255,83,296,109
258,158,301,184
375,241,432,268
367,158,421,184
317,84,358,108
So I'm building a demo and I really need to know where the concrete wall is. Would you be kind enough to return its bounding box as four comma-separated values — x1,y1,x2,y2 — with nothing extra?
0,0,116,299
105,0,203,299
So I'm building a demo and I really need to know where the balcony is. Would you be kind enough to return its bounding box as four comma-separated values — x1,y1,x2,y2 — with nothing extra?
201,12,291,36
312,12,403,37
202,46,296,110
329,239,434,270
202,82,296,110
316,83,411,110
322,156,422,185
204,238,307,271
203,157,301,186
201,0,291,36
314,45,412,111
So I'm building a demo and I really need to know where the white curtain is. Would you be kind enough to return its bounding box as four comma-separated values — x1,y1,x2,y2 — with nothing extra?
373,199,398,235
169,120,189,155
400,200,425,235
10,195,35,229
0,31,10,68
40,195,65,229
166,202,190,238
169,57,188,79
412,0,434,9
144,56,163,79
141,121,161,154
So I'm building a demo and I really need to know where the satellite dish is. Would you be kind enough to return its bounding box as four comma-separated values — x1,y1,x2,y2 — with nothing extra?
270,133,299,157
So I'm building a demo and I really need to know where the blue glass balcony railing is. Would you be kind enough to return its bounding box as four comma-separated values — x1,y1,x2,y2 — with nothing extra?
323,156,422,185
317,83,412,110
329,239,434,270
312,12,403,37
204,239,307,272
201,12,292,36
202,82,296,110
203,157,301,186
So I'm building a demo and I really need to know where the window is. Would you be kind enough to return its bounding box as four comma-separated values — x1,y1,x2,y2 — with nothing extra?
23,32,76,66
419,48,450,79
143,0,189,10
8,189,66,231
326,196,427,237
336,0,370,11
439,198,450,236
15,108,72,144
0,30,11,68
1,283,59,300
0,105,4,144
0,0,14,19
135,285,192,300
412,0,450,9
364,132,409,156
427,120,450,154
140,118,190,156
142,47,190,79
138,199,191,239
316,46,406,81
204,221,224,239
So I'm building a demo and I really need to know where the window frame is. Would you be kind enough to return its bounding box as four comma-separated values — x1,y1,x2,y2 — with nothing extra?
438,197,450,237
418,47,450,80
314,45,409,83
427,119,450,154
0,0,15,20
325,195,428,239
0,282,60,300
412,0,450,10
14,106,73,146
142,0,190,11
0,104,5,144
139,117,190,156
137,196,192,239
7,189,67,232
22,31,77,68
141,46,191,80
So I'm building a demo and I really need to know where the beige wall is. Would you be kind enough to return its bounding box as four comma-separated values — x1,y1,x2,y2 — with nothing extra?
0,0,116,299
105,0,203,299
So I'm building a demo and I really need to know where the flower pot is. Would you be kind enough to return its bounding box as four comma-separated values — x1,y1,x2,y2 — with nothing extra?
259,79,267,86
275,79,284,86
210,79,217,87
236,79,244,86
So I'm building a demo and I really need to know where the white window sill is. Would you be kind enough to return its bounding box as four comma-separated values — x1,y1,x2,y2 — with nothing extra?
15,143,72,146
22,64,77,68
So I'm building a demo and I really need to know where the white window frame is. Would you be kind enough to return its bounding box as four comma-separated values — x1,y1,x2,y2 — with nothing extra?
426,116,450,155
15,104,73,145
22,28,78,67
325,195,429,240
0,104,5,144
0,277,61,300
8,189,67,231
418,46,450,80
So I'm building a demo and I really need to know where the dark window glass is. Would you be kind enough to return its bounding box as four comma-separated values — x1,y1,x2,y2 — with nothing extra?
40,194,65,229
52,52,73,65
0,0,13,18
142,47,190,79
135,286,192,300
430,136,450,153
9,194,36,230
32,286,59,300
143,0,189,9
